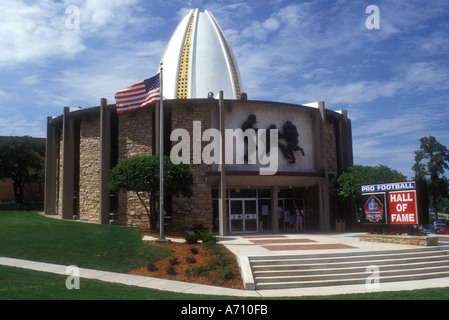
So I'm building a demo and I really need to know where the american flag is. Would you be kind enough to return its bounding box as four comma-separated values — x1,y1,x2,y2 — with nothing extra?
114,73,161,113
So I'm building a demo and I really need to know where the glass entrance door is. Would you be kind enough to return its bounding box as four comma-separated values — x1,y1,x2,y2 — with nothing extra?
229,199,258,233
244,200,257,232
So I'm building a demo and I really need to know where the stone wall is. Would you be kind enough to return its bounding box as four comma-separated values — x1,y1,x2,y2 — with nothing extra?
117,106,154,229
170,103,213,232
326,121,337,176
78,114,101,222
359,234,439,246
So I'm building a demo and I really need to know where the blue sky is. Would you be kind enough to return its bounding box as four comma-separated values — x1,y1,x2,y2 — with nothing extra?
1,0,448,179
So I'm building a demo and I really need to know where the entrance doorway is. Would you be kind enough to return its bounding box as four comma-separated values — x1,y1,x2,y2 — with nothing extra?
229,199,257,232
211,187,311,234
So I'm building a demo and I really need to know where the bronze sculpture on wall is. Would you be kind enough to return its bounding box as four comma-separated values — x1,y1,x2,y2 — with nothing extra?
278,120,305,164
241,115,305,164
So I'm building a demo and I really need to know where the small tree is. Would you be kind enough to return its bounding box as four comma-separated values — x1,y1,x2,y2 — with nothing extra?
0,136,45,204
336,164,407,224
109,155,193,230
336,164,407,204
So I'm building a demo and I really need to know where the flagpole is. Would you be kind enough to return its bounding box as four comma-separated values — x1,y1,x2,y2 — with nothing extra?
158,63,166,241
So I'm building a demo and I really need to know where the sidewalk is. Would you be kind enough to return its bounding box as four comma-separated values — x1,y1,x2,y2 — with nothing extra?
2,233,449,298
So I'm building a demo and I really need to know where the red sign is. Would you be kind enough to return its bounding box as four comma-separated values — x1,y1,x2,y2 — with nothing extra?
389,190,418,224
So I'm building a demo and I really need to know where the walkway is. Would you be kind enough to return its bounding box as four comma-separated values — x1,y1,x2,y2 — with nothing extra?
1,233,449,298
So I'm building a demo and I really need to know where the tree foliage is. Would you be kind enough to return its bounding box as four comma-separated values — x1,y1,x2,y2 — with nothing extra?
0,136,45,203
109,155,193,228
336,164,406,204
412,136,449,181
412,136,449,217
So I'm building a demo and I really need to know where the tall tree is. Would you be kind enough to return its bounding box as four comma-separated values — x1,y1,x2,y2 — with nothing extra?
109,155,193,230
412,136,449,220
0,136,45,204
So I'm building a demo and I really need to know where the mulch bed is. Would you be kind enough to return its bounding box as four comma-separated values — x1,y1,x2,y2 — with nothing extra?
127,236,244,290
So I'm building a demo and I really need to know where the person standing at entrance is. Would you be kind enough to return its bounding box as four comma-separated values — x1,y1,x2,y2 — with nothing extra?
284,209,291,231
295,206,303,232
278,206,284,231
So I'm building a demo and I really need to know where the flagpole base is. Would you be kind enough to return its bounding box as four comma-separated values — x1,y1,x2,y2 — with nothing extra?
151,238,172,244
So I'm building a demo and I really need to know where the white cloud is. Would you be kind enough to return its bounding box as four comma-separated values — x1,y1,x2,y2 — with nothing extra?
352,104,449,178
0,0,146,67
43,39,167,111
0,111,46,137
0,0,85,67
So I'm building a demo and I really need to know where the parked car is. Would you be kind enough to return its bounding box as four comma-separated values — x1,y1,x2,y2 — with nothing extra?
433,221,446,233
438,225,449,235
420,224,432,233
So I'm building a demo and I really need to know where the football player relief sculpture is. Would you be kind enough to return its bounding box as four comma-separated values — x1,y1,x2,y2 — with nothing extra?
278,120,305,164
241,114,305,164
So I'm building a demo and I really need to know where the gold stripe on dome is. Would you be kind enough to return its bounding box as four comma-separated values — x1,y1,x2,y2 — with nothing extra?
176,13,195,99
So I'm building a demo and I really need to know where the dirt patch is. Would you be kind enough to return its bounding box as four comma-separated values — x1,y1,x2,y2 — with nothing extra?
127,239,244,290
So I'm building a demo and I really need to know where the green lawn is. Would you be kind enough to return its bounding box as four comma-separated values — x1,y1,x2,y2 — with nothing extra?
2,264,449,300
0,211,173,273
0,265,214,300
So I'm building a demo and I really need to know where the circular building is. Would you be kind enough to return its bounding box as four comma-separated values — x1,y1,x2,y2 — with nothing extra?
44,9,353,235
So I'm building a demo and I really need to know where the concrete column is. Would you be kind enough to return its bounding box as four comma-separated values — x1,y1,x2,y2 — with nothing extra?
337,110,353,172
271,185,279,233
100,98,111,224
318,102,331,232
61,107,74,220
218,91,227,236
44,117,57,215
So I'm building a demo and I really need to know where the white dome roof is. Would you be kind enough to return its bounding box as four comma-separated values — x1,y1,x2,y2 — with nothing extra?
159,9,243,100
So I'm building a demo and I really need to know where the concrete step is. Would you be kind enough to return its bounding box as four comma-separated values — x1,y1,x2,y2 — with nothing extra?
249,246,449,290
254,264,449,283
250,248,449,266
255,270,449,290
249,245,449,261
252,254,449,272
253,259,449,277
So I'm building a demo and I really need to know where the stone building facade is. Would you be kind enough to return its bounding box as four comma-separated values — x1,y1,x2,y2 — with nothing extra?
44,98,353,234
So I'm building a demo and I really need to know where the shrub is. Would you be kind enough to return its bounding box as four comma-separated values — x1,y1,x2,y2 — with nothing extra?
185,232,199,244
208,255,229,268
185,225,217,244
166,265,177,275
190,247,199,255
169,257,179,265
202,240,222,255
146,262,158,272
198,229,217,244
215,265,236,281
186,257,196,264
185,265,209,278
